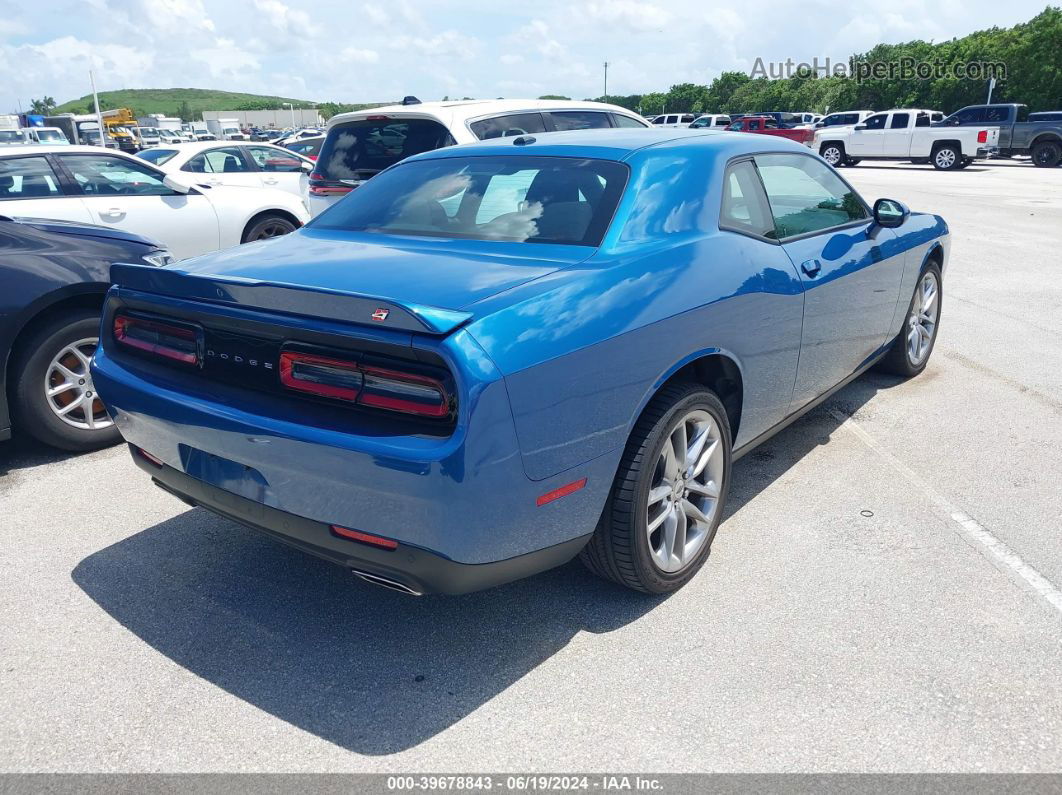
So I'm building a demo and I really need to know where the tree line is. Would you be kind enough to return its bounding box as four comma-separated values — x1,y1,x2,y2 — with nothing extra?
594,6,1060,116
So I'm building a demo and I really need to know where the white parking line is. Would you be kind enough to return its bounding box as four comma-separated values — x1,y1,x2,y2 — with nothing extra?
828,407,1062,617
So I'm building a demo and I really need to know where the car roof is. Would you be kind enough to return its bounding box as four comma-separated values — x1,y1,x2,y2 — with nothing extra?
402,127,815,164
0,144,128,157
326,98,645,128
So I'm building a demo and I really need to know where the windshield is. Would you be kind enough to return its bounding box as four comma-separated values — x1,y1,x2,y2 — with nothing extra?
36,129,66,142
311,155,628,246
0,130,26,143
137,148,178,165
315,117,456,182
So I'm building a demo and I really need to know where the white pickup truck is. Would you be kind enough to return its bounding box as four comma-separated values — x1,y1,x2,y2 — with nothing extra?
814,108,999,170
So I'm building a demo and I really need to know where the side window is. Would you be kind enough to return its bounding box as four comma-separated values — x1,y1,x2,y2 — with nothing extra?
0,156,63,199
719,160,775,239
985,106,1010,123
551,111,612,130
201,147,253,173
951,107,985,124
715,117,730,126
915,113,931,128
613,113,646,128
726,121,743,131
651,116,665,125
755,153,868,239
58,154,176,196
183,153,213,173
470,113,547,140
862,114,887,130
681,114,695,124
889,113,910,129
247,145,303,172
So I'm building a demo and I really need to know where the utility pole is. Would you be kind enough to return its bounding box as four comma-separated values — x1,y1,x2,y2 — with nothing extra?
283,102,296,129
603,61,609,102
90,69,105,148
986,76,996,104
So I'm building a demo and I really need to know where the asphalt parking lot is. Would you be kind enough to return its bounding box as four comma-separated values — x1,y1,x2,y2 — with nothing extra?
1,158,1061,773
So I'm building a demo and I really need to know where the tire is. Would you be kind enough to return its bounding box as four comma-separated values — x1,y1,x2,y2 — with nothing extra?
11,310,121,451
580,382,732,594
845,158,861,166
875,263,943,378
1031,140,1061,168
242,213,297,243
931,144,961,170
820,143,845,167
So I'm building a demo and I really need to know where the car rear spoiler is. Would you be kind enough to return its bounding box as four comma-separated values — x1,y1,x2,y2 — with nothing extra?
109,262,473,335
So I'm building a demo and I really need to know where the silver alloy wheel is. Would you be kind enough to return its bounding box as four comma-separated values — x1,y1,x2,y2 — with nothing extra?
44,337,112,431
906,271,939,366
934,148,956,169
646,409,724,573
822,145,842,166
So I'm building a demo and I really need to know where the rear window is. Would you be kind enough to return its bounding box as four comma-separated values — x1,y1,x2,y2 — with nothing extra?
310,155,628,247
137,148,178,165
316,118,455,182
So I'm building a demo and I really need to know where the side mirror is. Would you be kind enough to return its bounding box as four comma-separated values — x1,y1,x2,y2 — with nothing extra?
854,124,867,131
873,198,909,228
300,160,314,173
162,175,192,194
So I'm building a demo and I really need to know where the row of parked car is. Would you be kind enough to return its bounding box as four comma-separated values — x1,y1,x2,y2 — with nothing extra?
0,94,1056,451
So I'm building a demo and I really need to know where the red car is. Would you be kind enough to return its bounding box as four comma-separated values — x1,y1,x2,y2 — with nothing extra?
726,116,815,146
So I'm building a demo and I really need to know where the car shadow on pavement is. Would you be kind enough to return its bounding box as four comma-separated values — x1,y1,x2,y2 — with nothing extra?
71,369,905,756
0,435,81,479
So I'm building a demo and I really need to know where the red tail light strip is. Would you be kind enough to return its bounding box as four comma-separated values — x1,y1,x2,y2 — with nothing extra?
113,315,199,365
279,350,450,418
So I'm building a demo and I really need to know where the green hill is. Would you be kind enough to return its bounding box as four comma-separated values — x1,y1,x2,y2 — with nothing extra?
54,87,326,117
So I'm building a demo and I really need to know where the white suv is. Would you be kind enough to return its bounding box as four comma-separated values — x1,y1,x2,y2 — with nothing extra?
308,98,649,216
649,113,696,128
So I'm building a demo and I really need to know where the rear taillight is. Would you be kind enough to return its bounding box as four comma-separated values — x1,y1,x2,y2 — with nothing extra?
113,314,199,365
279,350,450,418
308,171,353,197
977,130,988,143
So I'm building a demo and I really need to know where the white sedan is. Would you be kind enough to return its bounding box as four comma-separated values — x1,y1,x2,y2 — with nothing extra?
0,145,309,260
137,141,313,202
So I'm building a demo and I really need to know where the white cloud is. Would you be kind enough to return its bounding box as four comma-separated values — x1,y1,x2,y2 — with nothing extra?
390,30,480,60
583,0,672,31
189,39,260,79
340,47,380,64
252,0,319,37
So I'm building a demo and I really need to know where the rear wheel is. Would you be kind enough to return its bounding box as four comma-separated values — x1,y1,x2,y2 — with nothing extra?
932,144,961,170
1031,140,1061,168
242,213,297,243
11,310,120,451
820,143,845,167
580,383,731,594
876,264,942,378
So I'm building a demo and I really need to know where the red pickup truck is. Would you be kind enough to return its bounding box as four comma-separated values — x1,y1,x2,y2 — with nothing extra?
725,116,815,146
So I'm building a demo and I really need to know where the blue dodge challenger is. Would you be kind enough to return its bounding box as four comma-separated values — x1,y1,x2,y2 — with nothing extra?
91,129,947,595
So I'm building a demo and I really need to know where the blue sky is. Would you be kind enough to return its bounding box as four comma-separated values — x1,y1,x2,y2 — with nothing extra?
0,0,1051,112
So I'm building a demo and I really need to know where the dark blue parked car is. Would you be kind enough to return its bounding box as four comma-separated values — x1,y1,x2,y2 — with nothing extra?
0,216,172,450
91,129,948,594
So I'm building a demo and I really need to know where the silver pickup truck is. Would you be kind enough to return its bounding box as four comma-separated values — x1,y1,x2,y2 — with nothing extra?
936,103,1062,167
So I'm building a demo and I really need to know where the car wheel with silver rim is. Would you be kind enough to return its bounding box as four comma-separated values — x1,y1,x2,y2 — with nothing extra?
932,144,961,170
12,310,121,451
581,382,731,593
876,262,943,377
820,143,845,167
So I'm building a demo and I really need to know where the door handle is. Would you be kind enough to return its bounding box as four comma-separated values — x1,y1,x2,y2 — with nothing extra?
263,178,279,185
801,259,822,277
100,207,125,219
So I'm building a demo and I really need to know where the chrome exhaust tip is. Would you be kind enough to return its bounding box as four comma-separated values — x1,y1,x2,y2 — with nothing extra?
352,568,423,596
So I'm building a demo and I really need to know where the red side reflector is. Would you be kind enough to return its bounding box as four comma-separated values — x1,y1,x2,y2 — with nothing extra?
977,129,988,143
330,525,398,549
536,478,588,507
135,447,164,468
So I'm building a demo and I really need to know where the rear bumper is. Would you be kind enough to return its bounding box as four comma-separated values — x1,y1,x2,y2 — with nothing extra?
976,146,999,159
133,447,590,595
